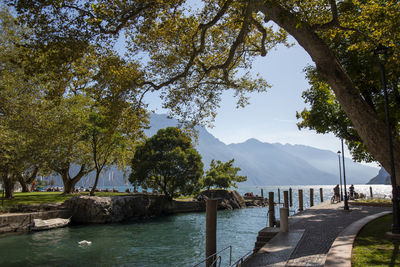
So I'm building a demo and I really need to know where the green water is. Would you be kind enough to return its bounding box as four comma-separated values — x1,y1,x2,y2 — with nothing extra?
0,207,268,267
0,185,391,266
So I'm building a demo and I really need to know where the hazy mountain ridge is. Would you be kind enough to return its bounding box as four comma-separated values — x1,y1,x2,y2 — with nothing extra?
367,168,390,184
145,114,378,186
45,113,379,187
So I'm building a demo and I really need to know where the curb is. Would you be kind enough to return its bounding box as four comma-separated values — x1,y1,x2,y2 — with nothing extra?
324,211,391,267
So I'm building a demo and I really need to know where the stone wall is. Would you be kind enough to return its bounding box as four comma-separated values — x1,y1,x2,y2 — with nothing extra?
0,209,71,234
65,190,247,224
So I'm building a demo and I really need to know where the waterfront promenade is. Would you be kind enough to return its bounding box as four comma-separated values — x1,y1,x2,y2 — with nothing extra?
243,201,392,266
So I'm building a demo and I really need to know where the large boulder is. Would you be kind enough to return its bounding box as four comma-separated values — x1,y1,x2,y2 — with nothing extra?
65,190,246,224
197,190,246,210
65,194,171,223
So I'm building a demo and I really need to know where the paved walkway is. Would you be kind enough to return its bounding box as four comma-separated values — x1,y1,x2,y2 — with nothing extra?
243,201,391,266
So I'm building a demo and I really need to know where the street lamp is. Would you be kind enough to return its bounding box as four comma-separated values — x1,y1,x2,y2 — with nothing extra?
375,44,400,234
337,150,344,201
341,139,349,210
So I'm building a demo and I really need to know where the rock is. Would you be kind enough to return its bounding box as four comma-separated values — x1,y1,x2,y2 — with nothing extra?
65,190,246,224
65,195,113,223
32,218,70,231
65,194,190,224
196,190,246,210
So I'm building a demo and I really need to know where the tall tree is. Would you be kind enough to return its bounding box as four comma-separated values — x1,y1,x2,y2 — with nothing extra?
201,159,247,190
8,1,400,184
129,127,203,200
84,109,147,196
0,6,45,197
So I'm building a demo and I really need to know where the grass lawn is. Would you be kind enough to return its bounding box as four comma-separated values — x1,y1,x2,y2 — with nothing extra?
0,191,131,212
355,198,392,204
352,214,400,267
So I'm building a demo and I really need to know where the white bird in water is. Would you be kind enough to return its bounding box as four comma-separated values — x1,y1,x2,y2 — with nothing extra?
78,240,92,246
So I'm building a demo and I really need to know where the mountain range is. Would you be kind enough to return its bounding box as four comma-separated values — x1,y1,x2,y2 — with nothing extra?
144,114,378,185
46,113,379,187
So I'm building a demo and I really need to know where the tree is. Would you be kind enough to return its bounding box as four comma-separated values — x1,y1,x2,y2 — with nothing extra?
7,1,400,184
201,159,247,190
0,5,148,196
84,110,147,196
297,16,400,163
0,6,45,198
129,127,203,200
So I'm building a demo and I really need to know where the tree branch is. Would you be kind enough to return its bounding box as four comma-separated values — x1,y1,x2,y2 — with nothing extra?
139,0,234,90
251,17,267,56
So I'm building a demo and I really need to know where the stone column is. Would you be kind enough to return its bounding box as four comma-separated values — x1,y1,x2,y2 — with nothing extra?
280,208,289,232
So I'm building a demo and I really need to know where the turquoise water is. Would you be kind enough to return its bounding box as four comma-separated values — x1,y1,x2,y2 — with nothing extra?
0,185,392,266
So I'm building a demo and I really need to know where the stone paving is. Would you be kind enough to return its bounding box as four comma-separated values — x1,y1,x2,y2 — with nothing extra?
243,201,391,266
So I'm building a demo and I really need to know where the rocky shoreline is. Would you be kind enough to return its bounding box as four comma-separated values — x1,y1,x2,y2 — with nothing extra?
0,190,267,233
65,189,267,224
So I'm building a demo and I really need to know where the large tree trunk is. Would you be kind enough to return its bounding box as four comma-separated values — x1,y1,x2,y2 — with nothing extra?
257,1,400,184
62,177,80,194
17,167,39,193
58,164,87,194
17,175,30,193
2,173,15,199
90,171,101,196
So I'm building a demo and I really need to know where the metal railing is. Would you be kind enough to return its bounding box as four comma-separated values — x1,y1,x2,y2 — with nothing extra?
192,246,232,267
229,250,253,267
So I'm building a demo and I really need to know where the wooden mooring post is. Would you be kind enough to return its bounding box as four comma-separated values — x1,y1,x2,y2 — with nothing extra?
206,199,217,267
283,190,289,217
278,188,281,204
310,188,314,207
370,186,373,198
261,188,264,198
289,188,293,207
320,188,323,202
268,192,275,227
298,189,303,211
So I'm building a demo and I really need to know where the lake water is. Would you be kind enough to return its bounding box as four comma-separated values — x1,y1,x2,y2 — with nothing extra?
0,185,392,266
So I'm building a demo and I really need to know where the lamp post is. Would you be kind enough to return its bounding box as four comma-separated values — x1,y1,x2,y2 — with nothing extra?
375,44,400,234
337,150,344,201
341,139,349,210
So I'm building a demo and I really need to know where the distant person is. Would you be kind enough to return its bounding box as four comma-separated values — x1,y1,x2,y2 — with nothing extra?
334,184,340,202
349,184,355,199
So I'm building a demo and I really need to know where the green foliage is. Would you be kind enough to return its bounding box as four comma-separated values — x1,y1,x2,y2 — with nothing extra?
129,127,203,200
6,0,290,125
5,1,400,179
0,6,149,195
297,0,400,163
296,67,377,163
201,159,247,190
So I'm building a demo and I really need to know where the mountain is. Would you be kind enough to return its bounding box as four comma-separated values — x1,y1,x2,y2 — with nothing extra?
274,143,378,185
145,114,378,186
367,168,391,184
45,113,379,187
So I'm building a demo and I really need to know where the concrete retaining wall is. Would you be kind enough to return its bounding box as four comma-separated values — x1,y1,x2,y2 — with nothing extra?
0,210,71,234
